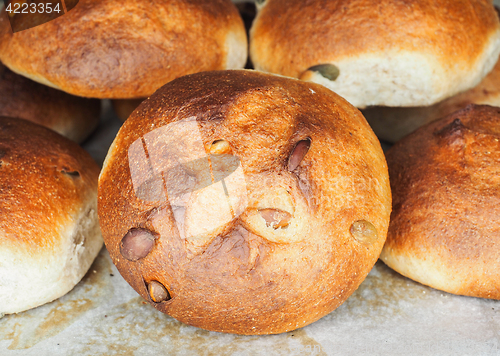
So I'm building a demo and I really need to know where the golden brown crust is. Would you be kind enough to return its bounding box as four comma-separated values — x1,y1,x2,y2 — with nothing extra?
0,116,100,253
363,57,500,143
98,70,392,334
0,0,247,99
250,0,499,78
382,104,500,299
0,116,103,314
0,62,100,143
250,0,500,107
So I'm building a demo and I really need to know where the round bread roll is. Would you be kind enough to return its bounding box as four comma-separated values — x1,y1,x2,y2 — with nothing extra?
98,70,392,334
381,104,500,299
362,56,500,143
0,117,103,315
249,0,500,108
0,0,247,99
0,62,100,143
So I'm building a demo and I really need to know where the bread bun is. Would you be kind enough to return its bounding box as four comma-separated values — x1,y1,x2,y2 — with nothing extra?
381,104,500,299
0,62,100,143
0,0,247,99
250,0,500,108
363,56,500,143
0,117,103,315
98,70,391,334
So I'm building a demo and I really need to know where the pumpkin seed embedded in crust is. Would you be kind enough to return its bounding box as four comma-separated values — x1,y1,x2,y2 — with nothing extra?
307,64,340,81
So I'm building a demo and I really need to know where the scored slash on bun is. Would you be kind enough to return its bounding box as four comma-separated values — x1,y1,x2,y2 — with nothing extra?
98,70,392,334
0,0,248,99
250,0,500,108
381,104,500,299
0,118,103,315
0,62,100,143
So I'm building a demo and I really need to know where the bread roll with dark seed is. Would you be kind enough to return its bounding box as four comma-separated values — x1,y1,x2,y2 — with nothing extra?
0,117,102,315
0,62,100,143
250,0,500,108
98,70,392,334
381,104,500,299
0,0,247,99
